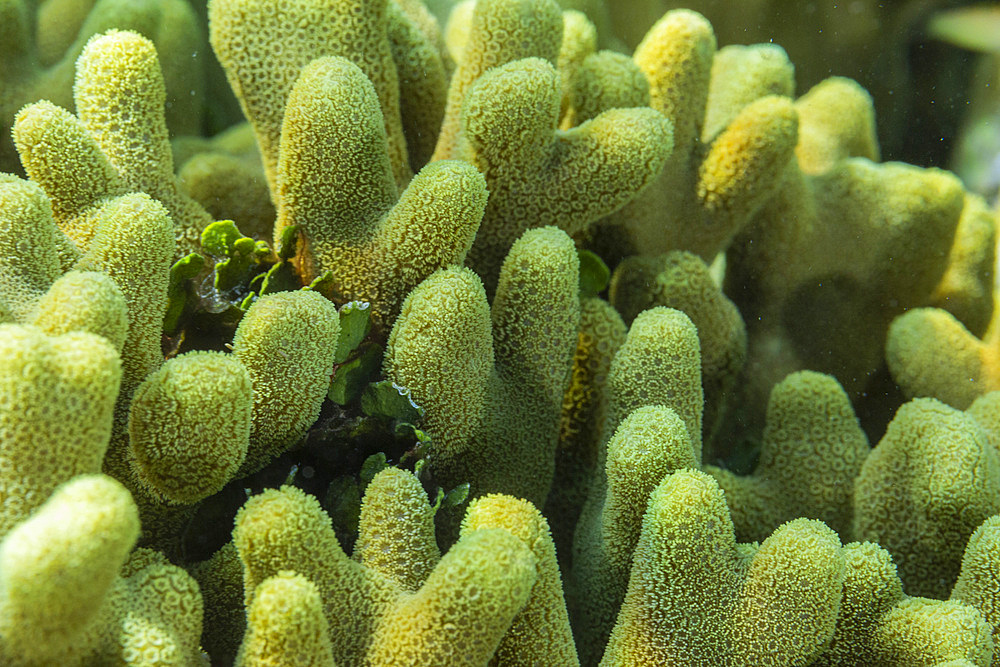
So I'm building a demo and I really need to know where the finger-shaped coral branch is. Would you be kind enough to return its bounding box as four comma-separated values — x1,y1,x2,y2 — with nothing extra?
107,548,205,665
585,11,799,266
236,572,335,667
461,494,579,666
13,30,212,256
706,371,869,542
0,0,205,173
887,306,1000,411
792,77,879,173
31,270,127,350
274,56,487,332
385,266,492,461
547,297,626,566
557,9,599,127
190,542,245,664
600,469,736,666
13,100,127,247
234,485,402,663
853,398,1000,599
929,193,997,338
386,226,579,514
952,516,1000,658
366,528,538,666
605,306,703,456
0,475,139,665
887,197,1000,408
815,539,993,665
209,0,411,188
609,250,745,454
433,0,564,161
702,43,795,139
0,325,121,536
0,175,73,322
74,30,213,253
128,350,252,504
355,467,440,592
456,56,673,290
387,0,448,172
232,290,340,475
570,405,697,663
602,469,845,666
74,192,174,400
730,518,844,666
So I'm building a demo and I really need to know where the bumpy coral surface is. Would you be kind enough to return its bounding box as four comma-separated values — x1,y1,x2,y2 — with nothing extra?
2,0,1000,665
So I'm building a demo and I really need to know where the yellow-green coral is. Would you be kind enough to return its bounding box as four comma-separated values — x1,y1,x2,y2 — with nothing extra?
0,184,130,357
952,516,1000,662
386,226,580,515
0,175,67,322
451,55,673,289
792,76,879,174
3,2,1000,665
366,528,537,666
547,296,626,565
556,9,599,127
706,371,869,542
0,474,139,665
12,100,128,247
234,485,402,663
853,398,1000,599
928,193,997,338
236,571,335,667
460,493,579,666
704,51,990,425
814,541,905,666
562,49,648,128
605,306,703,455
886,306,1000,411
354,467,440,591
585,10,799,265
570,405,697,663
387,0,449,171
729,153,967,418
105,548,205,666
0,325,121,535
602,469,845,666
74,192,174,400
189,542,246,664
234,482,543,666
0,480,203,664
273,55,487,332
887,197,1000,409
432,0,564,161
571,367,875,663
702,43,796,139
436,2,671,289
14,30,214,255
232,290,340,475
609,250,746,454
30,270,127,350
0,177,172,408
128,350,252,504
209,0,412,189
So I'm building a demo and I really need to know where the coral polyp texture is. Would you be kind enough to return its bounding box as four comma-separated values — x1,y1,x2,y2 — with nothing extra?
3,0,1000,665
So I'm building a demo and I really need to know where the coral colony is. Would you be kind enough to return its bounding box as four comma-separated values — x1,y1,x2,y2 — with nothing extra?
2,0,1000,665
